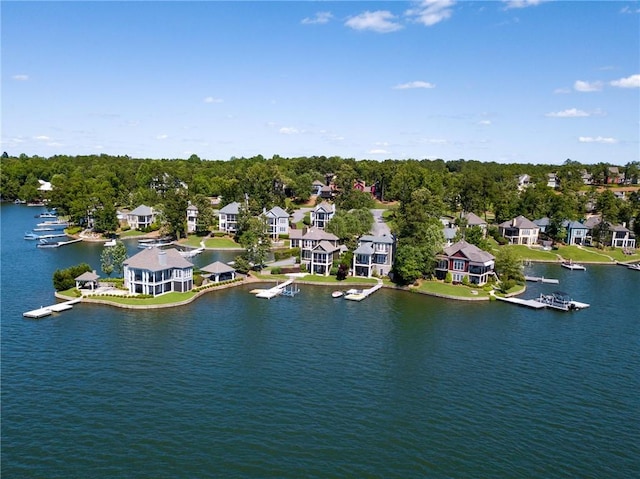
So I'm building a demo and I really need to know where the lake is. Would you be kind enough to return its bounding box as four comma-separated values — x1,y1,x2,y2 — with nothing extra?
2,203,639,478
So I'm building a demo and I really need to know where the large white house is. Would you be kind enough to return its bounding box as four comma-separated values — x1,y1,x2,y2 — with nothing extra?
186,204,199,233
352,234,395,277
127,204,156,230
264,206,290,239
498,215,540,245
123,247,194,296
218,202,241,234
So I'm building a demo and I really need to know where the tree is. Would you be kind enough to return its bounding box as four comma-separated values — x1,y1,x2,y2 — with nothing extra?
162,188,189,239
93,203,119,234
100,247,114,277
494,247,524,284
393,245,425,285
52,263,92,291
237,216,271,269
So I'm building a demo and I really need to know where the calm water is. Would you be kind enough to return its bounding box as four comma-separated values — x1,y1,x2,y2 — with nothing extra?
2,204,639,478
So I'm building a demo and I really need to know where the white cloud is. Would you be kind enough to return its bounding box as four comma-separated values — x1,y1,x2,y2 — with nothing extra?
345,11,403,33
279,127,299,135
34,135,50,141
204,96,223,103
503,0,547,9
405,0,455,27
156,134,168,140
477,120,492,125
301,11,333,25
553,87,571,94
369,149,390,154
574,80,603,92
546,108,589,118
610,74,640,88
578,136,617,144
12,74,29,81
620,6,640,14
393,80,436,90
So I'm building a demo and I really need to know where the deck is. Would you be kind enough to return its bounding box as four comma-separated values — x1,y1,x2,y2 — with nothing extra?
344,280,383,302
253,278,295,299
23,298,82,319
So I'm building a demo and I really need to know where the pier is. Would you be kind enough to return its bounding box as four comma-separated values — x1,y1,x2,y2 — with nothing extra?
37,238,83,248
23,298,82,319
252,278,295,299
494,295,547,309
524,275,560,284
344,280,383,302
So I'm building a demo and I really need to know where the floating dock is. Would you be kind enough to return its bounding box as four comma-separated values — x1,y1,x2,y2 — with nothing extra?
525,275,560,284
253,278,295,299
23,298,82,319
344,281,383,302
179,247,204,258
37,238,82,248
494,295,547,309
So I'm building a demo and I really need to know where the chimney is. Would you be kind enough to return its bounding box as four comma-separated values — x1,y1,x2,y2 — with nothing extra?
158,249,167,266
512,218,517,227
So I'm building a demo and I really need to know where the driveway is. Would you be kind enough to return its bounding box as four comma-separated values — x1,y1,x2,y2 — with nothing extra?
370,209,391,236
291,208,313,224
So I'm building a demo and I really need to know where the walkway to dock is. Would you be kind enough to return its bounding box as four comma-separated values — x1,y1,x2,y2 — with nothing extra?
344,279,383,302
23,298,82,319
252,278,295,299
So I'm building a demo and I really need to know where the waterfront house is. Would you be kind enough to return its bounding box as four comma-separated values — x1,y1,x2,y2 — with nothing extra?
563,220,589,245
290,227,341,275
200,261,236,283
186,204,199,233
533,217,551,234
127,204,156,230
435,240,495,286
264,206,290,239
461,212,487,236
310,202,335,229
123,247,193,296
609,224,636,249
75,270,99,292
499,215,540,245
218,201,241,235
352,233,395,277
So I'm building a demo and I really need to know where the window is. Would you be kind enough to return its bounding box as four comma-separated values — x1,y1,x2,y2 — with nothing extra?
453,259,465,271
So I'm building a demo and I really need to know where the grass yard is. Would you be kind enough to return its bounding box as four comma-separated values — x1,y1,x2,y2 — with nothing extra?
413,280,491,298
557,245,640,262
179,235,207,247
503,245,559,261
203,237,242,249
85,291,196,306
119,229,147,238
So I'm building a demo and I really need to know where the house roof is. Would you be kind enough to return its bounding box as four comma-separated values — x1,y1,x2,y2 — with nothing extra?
75,271,99,281
499,215,538,230
200,261,236,274
583,216,601,229
314,240,340,253
129,204,154,216
124,247,193,271
443,227,457,240
610,224,630,233
289,229,303,240
219,202,240,214
266,206,289,218
359,233,395,245
314,201,334,213
442,240,495,264
302,228,338,241
187,204,198,212
353,242,375,255
462,212,487,226
563,220,588,230
312,180,325,186
534,217,551,227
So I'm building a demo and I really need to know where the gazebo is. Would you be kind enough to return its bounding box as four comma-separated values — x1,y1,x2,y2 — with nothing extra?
75,271,100,291
200,261,236,283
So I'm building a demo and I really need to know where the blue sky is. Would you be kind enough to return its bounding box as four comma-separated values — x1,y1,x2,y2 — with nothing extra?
2,1,639,164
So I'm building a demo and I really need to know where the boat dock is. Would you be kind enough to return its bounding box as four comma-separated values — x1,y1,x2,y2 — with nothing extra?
525,275,560,284
37,238,83,248
179,247,204,258
494,295,547,309
344,280,383,302
494,293,590,311
252,278,295,299
23,298,82,319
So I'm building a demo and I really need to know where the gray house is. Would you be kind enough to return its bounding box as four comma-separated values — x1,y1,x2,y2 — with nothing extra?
127,204,156,230
352,234,396,277
218,202,241,234
123,247,194,296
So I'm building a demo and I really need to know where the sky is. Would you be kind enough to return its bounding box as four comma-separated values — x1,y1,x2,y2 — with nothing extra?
2,1,639,164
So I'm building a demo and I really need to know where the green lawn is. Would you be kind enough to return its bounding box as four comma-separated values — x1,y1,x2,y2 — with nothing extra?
203,237,242,249
179,235,207,247
413,280,491,298
557,245,640,262
119,229,146,238
299,275,378,284
503,245,559,261
86,291,196,305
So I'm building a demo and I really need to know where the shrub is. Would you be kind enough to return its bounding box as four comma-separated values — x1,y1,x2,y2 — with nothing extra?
445,272,453,283
271,267,283,275
194,273,204,287
461,275,470,286
53,263,92,291
499,279,516,293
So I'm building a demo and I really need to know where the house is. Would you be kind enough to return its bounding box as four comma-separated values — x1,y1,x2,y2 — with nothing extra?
218,201,241,234
609,224,636,249
606,167,624,185
534,217,551,234
581,169,593,185
75,270,99,292
435,240,495,286
200,261,236,283
311,180,324,196
38,179,53,193
123,247,194,296
310,202,335,229
443,226,458,246
353,179,377,198
264,206,290,239
319,184,337,200
461,212,487,236
498,215,540,245
127,204,156,230
563,220,589,245
517,174,532,191
186,204,199,233
547,173,559,189
352,233,395,277
290,227,341,276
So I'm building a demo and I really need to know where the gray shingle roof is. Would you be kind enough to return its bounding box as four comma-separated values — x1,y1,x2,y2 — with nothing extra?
359,233,395,244
75,271,99,281
314,240,340,253
463,212,487,226
499,215,538,229
266,206,289,218
302,228,338,241
124,247,193,271
219,202,240,214
354,243,375,255
201,261,236,274
129,204,154,216
442,240,495,264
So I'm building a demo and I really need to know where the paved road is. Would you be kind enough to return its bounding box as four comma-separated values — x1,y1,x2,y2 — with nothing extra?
291,208,313,224
370,209,391,236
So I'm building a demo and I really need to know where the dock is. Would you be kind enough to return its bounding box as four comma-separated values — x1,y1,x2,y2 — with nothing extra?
494,295,547,309
23,298,82,319
344,280,383,302
253,278,295,299
37,238,82,248
525,275,560,284
179,247,204,258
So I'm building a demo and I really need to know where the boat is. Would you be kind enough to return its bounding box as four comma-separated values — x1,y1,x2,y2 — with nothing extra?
561,260,586,271
24,232,40,240
36,211,58,218
36,220,69,229
628,263,640,271
537,291,590,311
137,237,173,248
331,291,344,298
104,239,117,247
